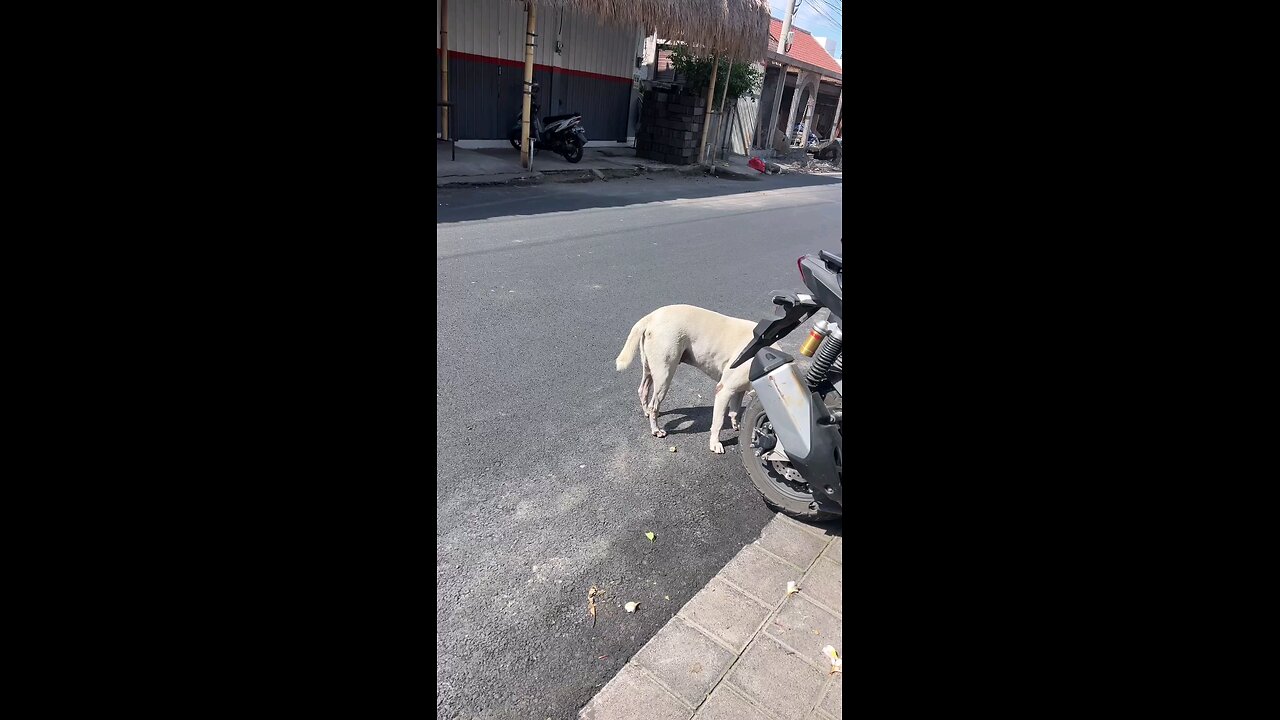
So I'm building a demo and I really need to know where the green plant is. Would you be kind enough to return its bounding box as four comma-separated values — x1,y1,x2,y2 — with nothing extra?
668,44,764,100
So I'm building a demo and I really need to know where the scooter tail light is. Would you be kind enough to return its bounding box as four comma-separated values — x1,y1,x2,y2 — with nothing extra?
798,256,806,281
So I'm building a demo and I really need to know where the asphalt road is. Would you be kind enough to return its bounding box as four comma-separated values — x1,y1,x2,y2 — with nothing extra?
436,175,842,719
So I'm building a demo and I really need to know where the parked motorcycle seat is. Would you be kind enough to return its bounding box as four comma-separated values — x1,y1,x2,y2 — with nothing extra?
819,249,842,271
543,113,581,123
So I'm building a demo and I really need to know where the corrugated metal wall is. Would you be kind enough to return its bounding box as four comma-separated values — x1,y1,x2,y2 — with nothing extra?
730,93,761,155
436,0,637,140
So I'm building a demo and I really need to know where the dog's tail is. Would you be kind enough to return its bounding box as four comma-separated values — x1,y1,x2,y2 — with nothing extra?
615,316,648,371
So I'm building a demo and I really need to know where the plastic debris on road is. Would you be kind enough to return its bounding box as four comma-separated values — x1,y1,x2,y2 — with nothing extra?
823,645,842,673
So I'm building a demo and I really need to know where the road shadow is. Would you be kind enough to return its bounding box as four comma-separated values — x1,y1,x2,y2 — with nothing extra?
656,406,740,448
800,516,843,537
658,406,712,434
436,172,843,224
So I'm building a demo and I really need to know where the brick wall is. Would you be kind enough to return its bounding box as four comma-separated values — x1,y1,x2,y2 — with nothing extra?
635,90,706,166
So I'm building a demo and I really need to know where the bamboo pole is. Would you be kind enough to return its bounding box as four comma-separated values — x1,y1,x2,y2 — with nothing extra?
697,55,718,165
520,2,537,169
440,0,449,140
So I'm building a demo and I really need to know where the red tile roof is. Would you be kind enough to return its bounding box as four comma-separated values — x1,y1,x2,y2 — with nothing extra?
768,18,842,77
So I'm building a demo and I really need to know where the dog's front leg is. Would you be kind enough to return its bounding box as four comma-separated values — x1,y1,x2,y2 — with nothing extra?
709,384,733,454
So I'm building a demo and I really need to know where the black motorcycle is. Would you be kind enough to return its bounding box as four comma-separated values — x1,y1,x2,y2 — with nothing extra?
730,248,843,520
508,82,587,163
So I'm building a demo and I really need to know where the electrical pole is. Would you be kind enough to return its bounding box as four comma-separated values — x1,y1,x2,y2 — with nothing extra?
764,0,798,156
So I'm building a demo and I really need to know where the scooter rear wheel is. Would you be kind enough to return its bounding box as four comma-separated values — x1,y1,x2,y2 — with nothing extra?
740,397,841,522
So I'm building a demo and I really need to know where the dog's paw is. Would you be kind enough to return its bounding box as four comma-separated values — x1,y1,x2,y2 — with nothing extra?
652,429,668,438
730,419,741,431
710,441,725,454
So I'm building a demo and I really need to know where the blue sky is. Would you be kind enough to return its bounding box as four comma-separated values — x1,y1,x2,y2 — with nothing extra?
782,0,842,60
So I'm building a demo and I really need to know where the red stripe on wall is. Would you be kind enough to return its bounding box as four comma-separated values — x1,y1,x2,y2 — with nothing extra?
436,48,633,85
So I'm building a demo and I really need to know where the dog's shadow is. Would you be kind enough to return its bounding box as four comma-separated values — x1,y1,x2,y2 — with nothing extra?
659,406,740,447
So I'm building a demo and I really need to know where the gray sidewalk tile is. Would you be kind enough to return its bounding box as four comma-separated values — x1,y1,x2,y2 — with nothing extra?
693,684,774,720
721,544,800,606
824,536,842,564
726,635,828,720
633,617,735,708
678,576,772,652
757,517,831,570
817,673,842,717
579,663,691,720
766,595,843,668
799,557,842,614
775,514,836,537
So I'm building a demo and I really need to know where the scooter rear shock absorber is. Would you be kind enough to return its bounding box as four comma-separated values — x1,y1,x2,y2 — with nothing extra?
806,325,842,389
799,320,831,357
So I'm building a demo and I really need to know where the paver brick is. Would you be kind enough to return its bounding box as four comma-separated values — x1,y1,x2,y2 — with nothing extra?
757,516,830,569
693,684,773,720
579,663,691,720
824,536,842,564
678,576,771,652
766,595,842,668
634,617,735,707
727,635,828,720
818,672,842,717
799,557,842,614
721,544,799,606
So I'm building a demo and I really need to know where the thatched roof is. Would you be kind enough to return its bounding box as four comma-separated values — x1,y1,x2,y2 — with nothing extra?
530,1,773,62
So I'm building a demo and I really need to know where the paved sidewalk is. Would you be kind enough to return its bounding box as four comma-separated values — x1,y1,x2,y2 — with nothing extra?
580,514,842,720
436,146,686,187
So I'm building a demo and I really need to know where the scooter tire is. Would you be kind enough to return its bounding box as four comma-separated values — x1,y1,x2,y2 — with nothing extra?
740,397,841,522
563,145,583,163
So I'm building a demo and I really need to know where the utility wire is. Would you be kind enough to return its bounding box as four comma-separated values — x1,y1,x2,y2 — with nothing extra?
806,0,842,31
814,0,841,14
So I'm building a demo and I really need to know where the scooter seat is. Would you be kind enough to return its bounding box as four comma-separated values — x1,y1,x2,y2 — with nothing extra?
543,113,581,123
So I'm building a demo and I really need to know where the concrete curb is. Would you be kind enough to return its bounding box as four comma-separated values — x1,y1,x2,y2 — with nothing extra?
705,164,764,182
437,172,544,188
436,161,753,188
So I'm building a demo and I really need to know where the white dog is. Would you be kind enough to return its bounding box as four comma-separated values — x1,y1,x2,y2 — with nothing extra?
615,304,761,454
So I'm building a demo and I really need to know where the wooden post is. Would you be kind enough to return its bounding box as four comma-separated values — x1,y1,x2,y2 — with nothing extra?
698,55,718,165
829,89,843,141
440,0,449,140
520,1,537,169
711,59,733,173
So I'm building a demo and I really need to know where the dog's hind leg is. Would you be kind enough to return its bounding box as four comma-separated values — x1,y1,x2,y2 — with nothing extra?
728,390,746,431
645,358,675,438
637,337,654,416
638,372,653,416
